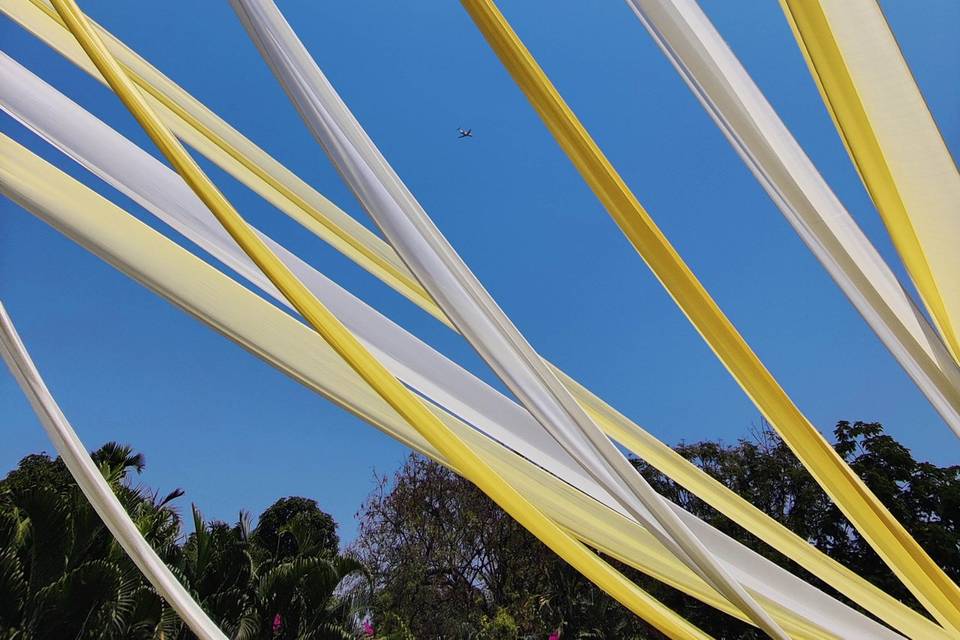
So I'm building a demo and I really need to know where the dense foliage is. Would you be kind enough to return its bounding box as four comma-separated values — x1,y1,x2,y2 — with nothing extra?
1,421,955,639
353,421,960,639
0,444,365,640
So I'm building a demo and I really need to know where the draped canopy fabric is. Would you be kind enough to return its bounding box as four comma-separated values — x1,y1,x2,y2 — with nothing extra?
0,303,229,640
0,9,947,636
624,0,960,439
458,0,960,632
780,0,960,371
0,53,916,639
3,0,957,637
0,13,944,629
1,132,916,639
44,0,729,634
228,2,785,635
2,0,442,322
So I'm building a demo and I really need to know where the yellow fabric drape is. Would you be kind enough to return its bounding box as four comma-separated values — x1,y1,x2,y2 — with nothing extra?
780,0,960,368
459,0,960,633
1,2,946,635
8,0,436,321
1,133,848,639
44,2,712,636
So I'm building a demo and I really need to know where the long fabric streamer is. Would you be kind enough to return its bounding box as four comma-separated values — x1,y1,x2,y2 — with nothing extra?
1,54,905,640
459,0,960,632
43,2,717,636
3,0,439,321
5,0,957,443
780,0,960,370
624,0,960,439
3,133,908,640
227,2,785,635
0,6,945,636
0,303,229,640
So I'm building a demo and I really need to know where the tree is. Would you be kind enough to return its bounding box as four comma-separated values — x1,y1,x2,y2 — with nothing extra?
353,421,960,638
0,443,366,640
253,497,339,561
636,420,959,628
352,455,655,638
0,443,182,639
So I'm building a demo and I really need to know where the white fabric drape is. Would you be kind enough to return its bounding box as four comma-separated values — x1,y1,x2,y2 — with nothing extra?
0,302,229,640
0,56,906,639
226,2,785,636
0,6,941,633
623,0,960,438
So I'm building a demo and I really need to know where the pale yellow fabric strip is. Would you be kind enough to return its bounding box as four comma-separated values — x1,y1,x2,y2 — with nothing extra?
458,0,960,632
0,2,945,635
0,134,853,639
780,0,960,365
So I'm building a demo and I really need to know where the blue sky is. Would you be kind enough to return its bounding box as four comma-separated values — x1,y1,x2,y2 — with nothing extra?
2,1,958,545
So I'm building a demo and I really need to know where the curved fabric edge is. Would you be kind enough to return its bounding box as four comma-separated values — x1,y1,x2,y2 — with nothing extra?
0,54,903,639
458,0,960,632
0,303,228,640
227,1,787,636
779,0,960,368
0,11,941,636
623,0,960,439
8,133,918,638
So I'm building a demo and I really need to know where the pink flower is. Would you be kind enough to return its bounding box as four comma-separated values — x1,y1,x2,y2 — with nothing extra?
272,614,282,634
548,631,560,640
362,620,375,637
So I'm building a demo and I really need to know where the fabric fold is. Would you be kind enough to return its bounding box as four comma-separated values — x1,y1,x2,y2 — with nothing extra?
459,0,960,632
0,302,229,640
623,0,960,439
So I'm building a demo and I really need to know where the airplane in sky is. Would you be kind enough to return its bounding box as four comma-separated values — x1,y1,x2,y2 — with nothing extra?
457,127,473,139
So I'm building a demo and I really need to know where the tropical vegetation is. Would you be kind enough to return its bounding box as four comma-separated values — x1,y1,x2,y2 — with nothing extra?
0,444,366,639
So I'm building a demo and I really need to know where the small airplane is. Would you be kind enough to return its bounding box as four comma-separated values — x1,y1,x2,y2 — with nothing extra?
457,127,473,139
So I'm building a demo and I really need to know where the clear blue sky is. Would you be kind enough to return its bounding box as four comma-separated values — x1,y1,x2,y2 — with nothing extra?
2,1,958,545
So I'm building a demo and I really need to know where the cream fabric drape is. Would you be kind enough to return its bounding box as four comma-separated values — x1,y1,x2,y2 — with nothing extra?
228,2,784,634
2,54,908,638
0,10,944,633
4,0,953,634
2,131,911,639
624,0,960,439
45,0,713,632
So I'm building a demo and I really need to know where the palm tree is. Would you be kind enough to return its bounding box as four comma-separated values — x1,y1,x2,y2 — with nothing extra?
0,443,182,639
185,505,369,640
1,443,370,639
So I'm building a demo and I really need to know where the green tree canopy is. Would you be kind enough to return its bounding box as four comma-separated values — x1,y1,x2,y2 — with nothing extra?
0,443,363,640
353,421,960,639
253,496,340,561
